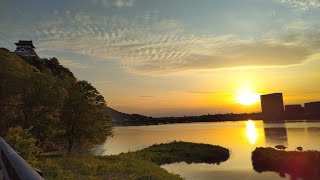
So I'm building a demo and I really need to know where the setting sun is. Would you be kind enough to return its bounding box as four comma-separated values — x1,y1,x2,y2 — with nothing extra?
236,86,260,106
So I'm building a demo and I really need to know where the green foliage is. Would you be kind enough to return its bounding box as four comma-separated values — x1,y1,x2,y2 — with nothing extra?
39,159,73,179
38,141,231,179
132,141,230,165
19,73,68,151
0,49,34,135
60,81,112,153
39,153,182,180
4,126,40,166
0,48,112,153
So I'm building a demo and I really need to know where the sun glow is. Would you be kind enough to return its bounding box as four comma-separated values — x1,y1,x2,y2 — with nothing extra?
246,120,258,144
235,86,260,106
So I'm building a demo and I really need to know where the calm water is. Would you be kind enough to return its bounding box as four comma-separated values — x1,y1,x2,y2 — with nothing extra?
95,120,320,180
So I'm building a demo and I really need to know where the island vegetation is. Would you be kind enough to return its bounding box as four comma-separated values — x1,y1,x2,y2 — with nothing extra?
38,141,230,179
252,147,320,179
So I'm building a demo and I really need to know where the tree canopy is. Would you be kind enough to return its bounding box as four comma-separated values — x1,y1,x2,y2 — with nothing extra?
0,48,112,154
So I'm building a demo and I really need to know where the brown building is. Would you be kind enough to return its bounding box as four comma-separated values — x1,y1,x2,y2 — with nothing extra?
14,40,38,57
285,104,305,114
304,101,320,115
260,93,284,119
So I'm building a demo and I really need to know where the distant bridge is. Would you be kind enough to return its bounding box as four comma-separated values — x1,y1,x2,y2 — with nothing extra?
0,138,43,180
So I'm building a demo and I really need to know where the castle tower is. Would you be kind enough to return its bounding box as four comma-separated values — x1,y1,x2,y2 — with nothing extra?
14,40,38,57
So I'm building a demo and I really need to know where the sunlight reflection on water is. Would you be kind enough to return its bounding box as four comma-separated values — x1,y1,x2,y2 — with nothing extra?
96,120,320,180
246,120,258,144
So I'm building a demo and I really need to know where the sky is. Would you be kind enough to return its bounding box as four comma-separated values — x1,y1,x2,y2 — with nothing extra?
1,0,320,117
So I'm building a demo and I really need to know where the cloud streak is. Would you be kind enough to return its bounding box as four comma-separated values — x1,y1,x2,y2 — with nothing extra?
59,58,92,69
5,11,320,75
92,0,135,8
280,0,320,10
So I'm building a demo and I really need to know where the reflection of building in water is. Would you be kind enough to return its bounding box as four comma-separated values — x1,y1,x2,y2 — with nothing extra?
260,93,284,120
263,122,288,146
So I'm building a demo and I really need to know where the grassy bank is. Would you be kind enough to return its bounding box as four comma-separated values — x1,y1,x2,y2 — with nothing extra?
132,141,230,165
252,147,320,179
38,141,230,179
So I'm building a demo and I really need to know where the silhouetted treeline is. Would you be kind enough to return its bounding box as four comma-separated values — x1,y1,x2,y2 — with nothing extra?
107,106,263,126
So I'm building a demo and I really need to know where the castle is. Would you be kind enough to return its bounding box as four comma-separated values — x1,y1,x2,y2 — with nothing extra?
14,40,38,57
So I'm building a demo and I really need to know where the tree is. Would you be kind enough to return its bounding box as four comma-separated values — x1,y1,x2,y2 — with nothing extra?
0,48,33,135
4,126,39,167
20,73,67,151
1,48,112,154
60,81,112,153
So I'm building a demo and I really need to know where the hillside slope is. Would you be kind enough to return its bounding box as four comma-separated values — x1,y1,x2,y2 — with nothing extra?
106,106,153,125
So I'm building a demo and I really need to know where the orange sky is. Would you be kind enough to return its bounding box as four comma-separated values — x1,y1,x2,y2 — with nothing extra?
1,0,320,117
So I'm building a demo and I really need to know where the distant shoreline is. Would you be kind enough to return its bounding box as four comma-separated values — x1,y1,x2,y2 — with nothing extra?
112,116,320,127
107,106,320,126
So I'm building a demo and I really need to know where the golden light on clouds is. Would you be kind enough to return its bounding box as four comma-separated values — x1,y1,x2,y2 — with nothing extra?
235,85,260,106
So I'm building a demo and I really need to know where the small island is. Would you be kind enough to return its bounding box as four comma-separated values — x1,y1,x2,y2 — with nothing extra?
38,141,230,179
252,147,320,179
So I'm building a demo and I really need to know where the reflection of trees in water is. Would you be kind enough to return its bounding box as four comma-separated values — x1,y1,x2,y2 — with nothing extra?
252,147,320,180
263,121,288,146
254,121,320,180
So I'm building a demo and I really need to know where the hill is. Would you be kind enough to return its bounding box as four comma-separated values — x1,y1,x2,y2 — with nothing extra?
106,106,153,126
0,47,112,153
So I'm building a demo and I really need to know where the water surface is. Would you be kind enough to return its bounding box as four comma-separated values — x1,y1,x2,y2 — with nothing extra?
96,120,320,180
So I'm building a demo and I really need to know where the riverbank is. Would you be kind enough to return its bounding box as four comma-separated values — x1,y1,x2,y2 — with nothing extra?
38,141,230,179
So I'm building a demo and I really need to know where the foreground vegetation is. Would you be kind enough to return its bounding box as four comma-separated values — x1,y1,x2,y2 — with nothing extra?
252,147,320,179
38,141,230,179
0,48,112,160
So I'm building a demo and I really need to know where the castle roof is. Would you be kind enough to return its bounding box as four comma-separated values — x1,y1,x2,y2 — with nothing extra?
15,40,35,49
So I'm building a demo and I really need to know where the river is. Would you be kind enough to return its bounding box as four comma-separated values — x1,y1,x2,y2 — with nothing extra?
95,120,320,180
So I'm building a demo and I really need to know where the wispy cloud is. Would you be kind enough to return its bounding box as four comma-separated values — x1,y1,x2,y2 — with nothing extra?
139,96,155,98
186,91,233,95
92,0,135,8
280,0,320,10
5,11,320,75
186,91,217,94
59,58,92,69
94,80,113,84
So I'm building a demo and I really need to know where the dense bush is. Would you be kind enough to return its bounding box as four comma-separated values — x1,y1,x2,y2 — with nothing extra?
4,126,39,166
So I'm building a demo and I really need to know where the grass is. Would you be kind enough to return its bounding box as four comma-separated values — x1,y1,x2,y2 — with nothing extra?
132,141,230,165
252,147,320,179
38,141,230,179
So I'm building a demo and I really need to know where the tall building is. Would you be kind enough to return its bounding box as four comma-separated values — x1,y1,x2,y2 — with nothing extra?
304,101,320,115
260,93,284,119
14,40,38,57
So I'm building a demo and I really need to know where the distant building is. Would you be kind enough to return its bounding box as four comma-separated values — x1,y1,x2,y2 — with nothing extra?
14,40,38,57
260,93,284,119
304,101,320,115
285,104,305,114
